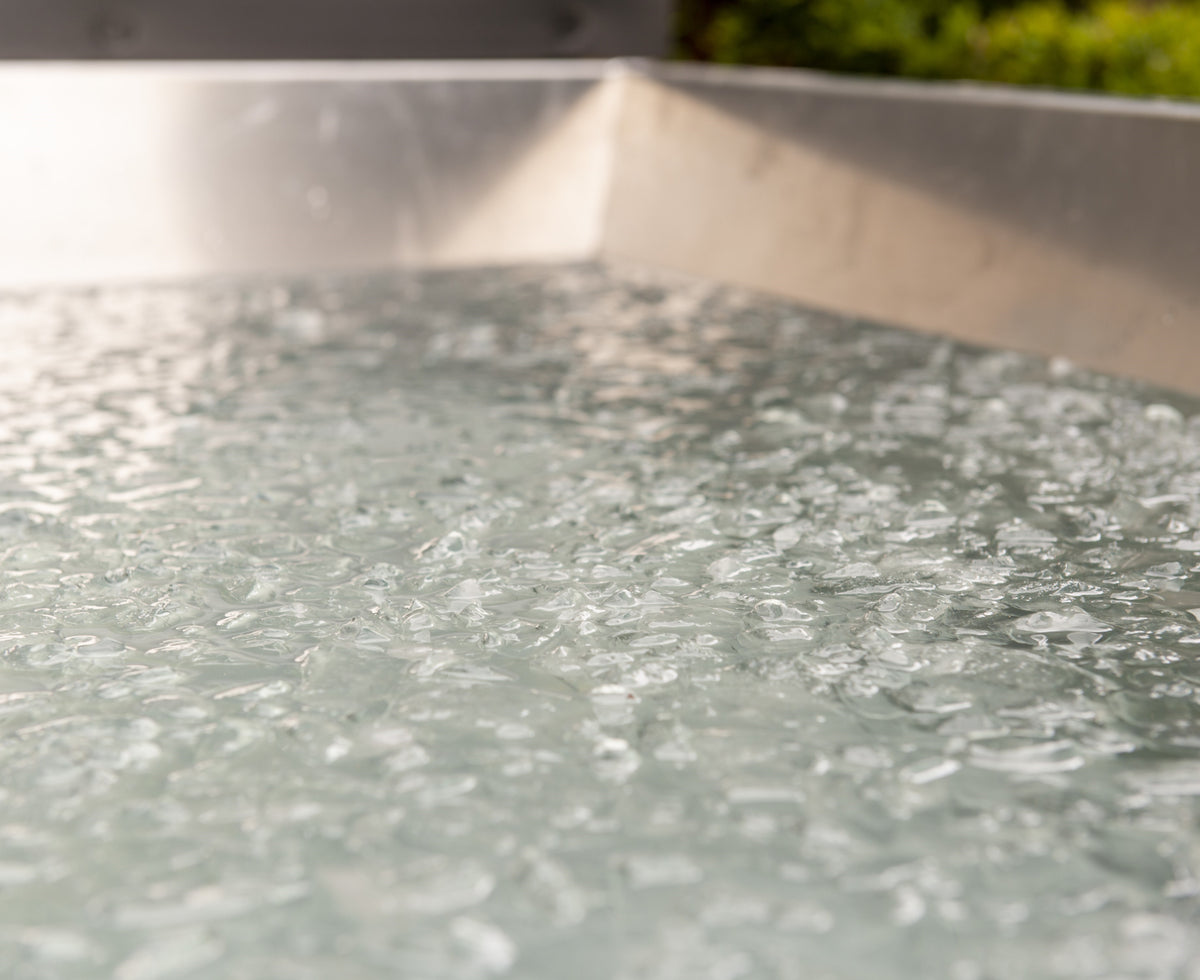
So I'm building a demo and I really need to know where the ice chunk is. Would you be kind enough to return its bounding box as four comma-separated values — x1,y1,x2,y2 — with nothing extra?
1013,608,1112,634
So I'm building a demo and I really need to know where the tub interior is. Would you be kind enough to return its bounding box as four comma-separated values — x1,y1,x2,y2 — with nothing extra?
4,61,1200,978
3,262,1200,977
3,61,1200,392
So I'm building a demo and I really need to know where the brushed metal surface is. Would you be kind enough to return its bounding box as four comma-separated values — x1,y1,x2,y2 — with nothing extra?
0,0,671,59
605,64,1200,393
0,62,619,285
1,59,1198,392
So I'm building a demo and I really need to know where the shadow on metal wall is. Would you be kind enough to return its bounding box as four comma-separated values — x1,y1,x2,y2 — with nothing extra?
649,64,1200,313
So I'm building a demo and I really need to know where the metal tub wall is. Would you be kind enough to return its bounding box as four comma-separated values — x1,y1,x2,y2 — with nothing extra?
0,61,620,286
2,60,1198,392
609,64,1200,395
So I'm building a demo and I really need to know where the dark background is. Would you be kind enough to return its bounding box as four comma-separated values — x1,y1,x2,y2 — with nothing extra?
0,0,671,58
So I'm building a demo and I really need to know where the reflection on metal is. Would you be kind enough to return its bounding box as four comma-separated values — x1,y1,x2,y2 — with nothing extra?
2,60,1199,392
0,63,614,284
428,76,624,265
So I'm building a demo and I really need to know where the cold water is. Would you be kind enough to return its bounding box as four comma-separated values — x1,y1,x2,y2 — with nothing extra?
1,264,1199,979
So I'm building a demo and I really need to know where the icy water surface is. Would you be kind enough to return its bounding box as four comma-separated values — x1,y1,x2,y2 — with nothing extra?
2,263,1200,979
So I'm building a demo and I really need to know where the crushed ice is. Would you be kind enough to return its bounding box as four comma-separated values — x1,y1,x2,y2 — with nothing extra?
1,264,1199,978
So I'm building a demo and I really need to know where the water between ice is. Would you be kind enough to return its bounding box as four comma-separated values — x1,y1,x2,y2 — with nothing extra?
1,264,1199,979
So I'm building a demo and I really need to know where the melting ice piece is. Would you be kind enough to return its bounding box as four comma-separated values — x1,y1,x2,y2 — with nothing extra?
1126,763,1200,797
707,556,748,582
970,741,1085,775
995,522,1057,548
1013,608,1112,634
446,577,486,612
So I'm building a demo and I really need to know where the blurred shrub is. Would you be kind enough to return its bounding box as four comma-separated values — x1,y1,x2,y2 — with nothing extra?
677,1,1200,98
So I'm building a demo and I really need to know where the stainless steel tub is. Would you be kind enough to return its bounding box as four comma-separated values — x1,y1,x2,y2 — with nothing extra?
3,59,1198,391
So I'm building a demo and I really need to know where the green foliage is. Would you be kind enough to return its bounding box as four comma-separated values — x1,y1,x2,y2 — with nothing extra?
677,0,1200,98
